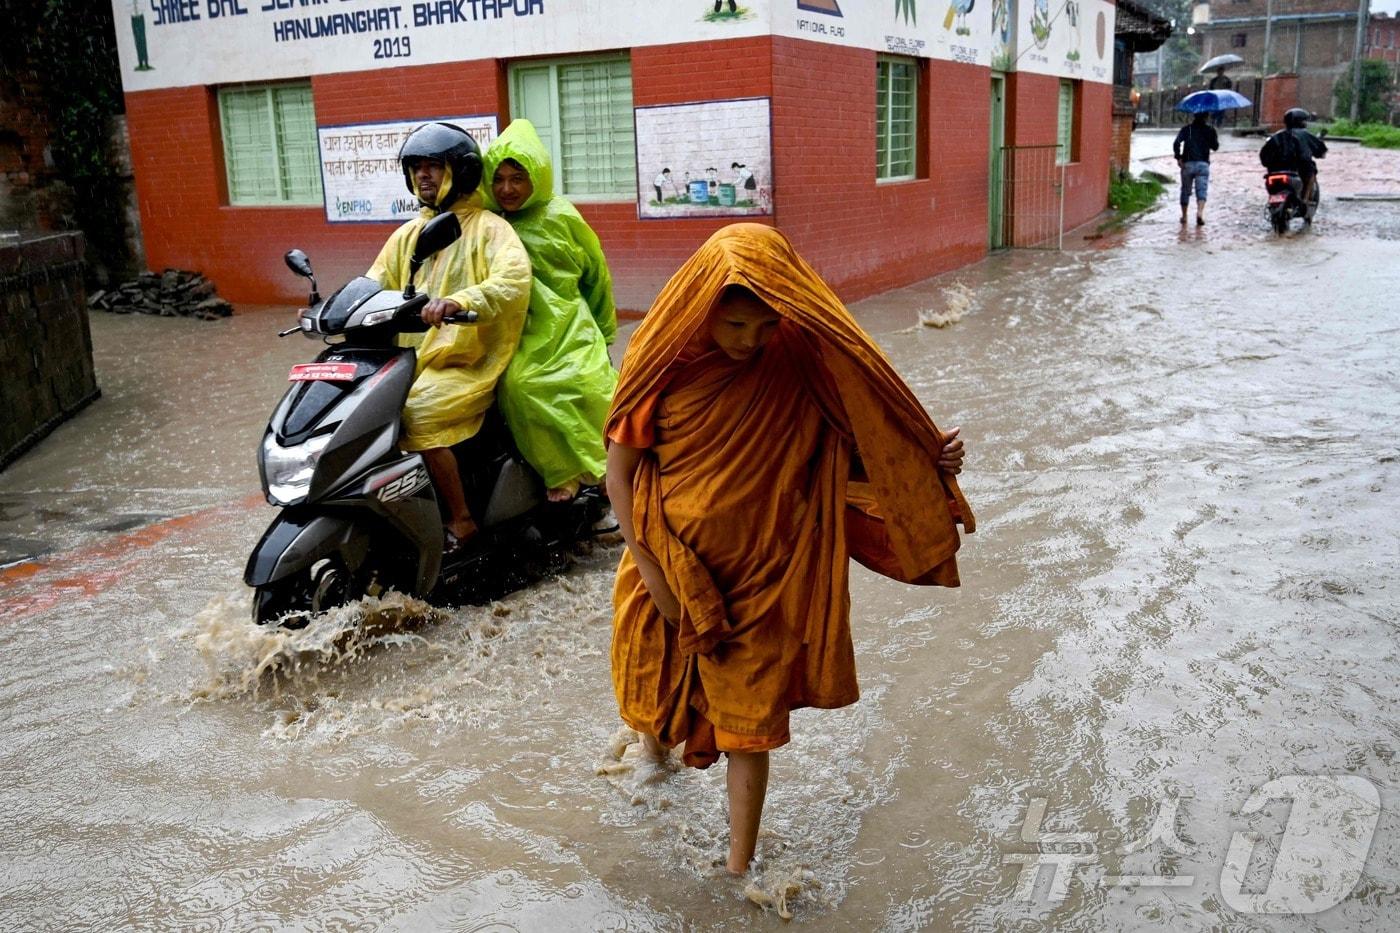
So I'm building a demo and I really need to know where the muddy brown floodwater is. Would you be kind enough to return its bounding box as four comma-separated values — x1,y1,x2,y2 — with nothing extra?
2,140,1398,931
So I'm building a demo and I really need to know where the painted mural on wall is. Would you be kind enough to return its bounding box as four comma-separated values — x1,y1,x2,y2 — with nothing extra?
318,116,497,223
635,98,773,220
776,0,1110,81
990,0,1015,70
1013,0,1111,80
111,0,774,92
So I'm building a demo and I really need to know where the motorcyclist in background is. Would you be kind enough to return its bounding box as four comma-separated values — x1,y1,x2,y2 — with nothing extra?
1260,108,1328,215
368,123,532,551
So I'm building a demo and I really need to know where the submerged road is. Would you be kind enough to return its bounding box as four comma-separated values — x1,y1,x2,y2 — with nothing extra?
2,139,1397,930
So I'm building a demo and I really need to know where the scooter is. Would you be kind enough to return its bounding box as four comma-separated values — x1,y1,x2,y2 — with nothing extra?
244,211,608,626
1263,170,1320,235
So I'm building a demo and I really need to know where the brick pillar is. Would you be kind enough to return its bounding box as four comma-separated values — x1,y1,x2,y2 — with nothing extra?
1260,73,1300,130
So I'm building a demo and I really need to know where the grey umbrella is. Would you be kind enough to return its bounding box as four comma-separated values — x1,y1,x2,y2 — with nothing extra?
1199,53,1246,73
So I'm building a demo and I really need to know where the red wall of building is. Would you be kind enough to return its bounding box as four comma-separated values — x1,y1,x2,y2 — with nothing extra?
126,59,503,306
581,37,775,307
1003,71,1111,245
771,39,992,303
126,37,1109,309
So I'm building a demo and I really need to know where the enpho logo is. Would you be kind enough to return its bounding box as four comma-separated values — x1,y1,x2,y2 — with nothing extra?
1220,775,1380,915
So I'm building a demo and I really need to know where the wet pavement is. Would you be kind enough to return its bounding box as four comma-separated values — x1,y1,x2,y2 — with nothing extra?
2,138,1398,931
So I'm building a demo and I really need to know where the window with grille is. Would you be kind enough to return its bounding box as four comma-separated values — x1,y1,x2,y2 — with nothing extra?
1057,79,1077,165
218,82,322,206
876,56,918,181
1231,33,1248,48
509,56,636,199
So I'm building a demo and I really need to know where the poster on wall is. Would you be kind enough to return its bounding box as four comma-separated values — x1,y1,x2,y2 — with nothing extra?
111,0,773,92
318,115,498,224
635,98,773,220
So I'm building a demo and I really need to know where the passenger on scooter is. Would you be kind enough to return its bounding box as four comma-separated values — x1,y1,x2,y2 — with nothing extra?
1260,108,1327,209
368,122,532,550
481,119,619,505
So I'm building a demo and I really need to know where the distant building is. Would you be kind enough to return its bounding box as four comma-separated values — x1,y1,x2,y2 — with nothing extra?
1112,0,1172,172
1367,13,1400,64
1192,0,1379,118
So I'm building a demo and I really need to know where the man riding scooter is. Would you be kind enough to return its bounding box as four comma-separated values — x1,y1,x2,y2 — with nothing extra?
1260,108,1327,225
368,123,532,552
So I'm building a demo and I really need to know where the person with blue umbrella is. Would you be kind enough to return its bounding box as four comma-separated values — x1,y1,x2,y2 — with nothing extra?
1173,111,1220,226
1171,89,1251,226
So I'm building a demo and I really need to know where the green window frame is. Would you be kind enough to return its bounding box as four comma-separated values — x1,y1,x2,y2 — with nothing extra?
876,56,918,182
218,82,322,206
508,56,636,200
1057,79,1077,165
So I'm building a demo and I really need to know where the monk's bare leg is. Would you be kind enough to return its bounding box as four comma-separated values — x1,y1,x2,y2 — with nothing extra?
726,751,769,875
641,732,670,762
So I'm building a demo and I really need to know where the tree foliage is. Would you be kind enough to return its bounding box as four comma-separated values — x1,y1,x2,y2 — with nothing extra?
1135,0,1199,87
0,1,130,281
1333,60,1396,126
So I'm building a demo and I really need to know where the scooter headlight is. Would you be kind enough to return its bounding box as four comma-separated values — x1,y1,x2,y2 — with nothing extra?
263,431,333,505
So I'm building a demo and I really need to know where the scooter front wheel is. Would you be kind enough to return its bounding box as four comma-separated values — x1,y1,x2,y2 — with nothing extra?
252,557,354,627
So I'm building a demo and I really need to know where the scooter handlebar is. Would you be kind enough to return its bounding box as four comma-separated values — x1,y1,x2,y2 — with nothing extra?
442,311,479,324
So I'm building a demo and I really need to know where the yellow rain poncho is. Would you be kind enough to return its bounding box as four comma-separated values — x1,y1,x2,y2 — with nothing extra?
482,119,618,489
368,188,531,451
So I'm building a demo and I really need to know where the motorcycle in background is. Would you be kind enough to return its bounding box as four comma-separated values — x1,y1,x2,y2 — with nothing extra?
1263,170,1319,235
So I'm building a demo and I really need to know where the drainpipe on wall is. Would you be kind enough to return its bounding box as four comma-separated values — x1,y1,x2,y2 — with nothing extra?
1263,0,1274,73
1350,0,1371,120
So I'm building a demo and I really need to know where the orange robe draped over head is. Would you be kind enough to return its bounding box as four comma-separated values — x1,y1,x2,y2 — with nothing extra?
608,223,974,768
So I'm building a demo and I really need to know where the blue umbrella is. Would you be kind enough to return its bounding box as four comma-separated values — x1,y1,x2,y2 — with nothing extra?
1177,89,1253,113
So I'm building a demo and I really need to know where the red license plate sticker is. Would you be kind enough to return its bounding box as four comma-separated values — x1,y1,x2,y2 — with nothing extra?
289,362,357,382
1268,194,1288,204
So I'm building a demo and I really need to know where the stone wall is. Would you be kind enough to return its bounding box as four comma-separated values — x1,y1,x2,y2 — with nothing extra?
0,232,100,471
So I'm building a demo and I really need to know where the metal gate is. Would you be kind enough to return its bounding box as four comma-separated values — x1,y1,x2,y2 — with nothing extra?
998,144,1065,250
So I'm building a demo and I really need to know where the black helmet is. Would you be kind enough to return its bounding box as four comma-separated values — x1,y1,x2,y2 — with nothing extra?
1283,108,1309,129
398,122,482,209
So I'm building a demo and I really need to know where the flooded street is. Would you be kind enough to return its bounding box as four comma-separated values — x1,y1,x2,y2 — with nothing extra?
3,138,1398,931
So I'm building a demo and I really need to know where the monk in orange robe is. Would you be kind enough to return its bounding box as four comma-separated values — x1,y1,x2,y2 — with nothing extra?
605,224,973,875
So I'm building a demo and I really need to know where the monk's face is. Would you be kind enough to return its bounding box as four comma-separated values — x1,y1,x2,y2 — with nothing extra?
709,289,781,361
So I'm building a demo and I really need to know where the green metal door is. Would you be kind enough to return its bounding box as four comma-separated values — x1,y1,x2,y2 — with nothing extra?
989,74,1006,249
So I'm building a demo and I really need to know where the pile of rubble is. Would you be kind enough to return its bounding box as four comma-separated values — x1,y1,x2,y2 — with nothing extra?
88,269,234,320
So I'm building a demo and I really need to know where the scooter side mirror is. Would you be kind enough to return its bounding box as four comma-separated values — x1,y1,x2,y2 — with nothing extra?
285,249,314,278
404,212,463,298
284,248,321,306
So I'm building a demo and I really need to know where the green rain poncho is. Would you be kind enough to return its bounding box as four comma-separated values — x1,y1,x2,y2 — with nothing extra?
482,119,619,490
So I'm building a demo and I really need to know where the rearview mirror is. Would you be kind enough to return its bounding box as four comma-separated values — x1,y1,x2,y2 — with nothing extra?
405,212,462,298
412,213,462,266
284,249,313,278
285,248,321,305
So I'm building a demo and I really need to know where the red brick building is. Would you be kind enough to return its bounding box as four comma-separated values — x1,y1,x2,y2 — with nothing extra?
113,1,1118,308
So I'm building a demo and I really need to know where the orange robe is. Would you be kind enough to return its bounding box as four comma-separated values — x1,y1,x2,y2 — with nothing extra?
609,223,974,768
